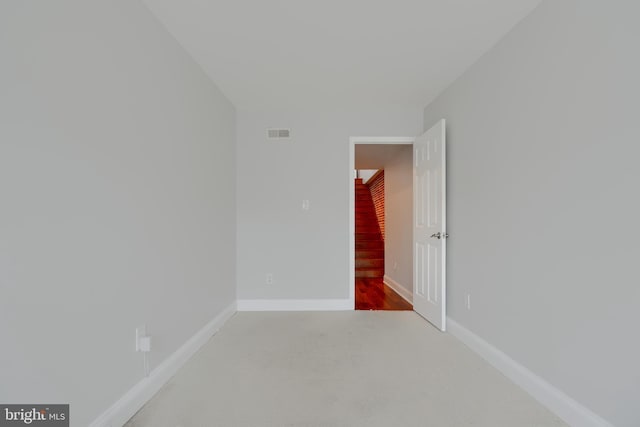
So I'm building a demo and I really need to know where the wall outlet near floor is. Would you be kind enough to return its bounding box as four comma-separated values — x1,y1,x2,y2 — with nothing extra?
266,273,274,285
135,324,152,377
302,199,310,210
393,261,398,270
466,294,471,310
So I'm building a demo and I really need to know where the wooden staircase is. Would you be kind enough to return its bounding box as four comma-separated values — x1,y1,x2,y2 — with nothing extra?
355,178,384,278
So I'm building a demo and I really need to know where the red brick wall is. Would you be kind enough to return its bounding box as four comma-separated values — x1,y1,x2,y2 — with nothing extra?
367,171,385,240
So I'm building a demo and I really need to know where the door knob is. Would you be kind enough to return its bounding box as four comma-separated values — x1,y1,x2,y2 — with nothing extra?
430,232,449,239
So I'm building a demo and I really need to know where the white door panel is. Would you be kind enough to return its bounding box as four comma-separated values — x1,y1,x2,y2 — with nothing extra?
413,119,446,331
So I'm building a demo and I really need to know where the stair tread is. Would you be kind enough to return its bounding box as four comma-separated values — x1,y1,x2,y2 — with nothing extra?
354,178,384,279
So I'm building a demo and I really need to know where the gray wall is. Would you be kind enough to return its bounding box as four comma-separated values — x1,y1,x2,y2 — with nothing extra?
237,108,422,300
423,1,639,425
0,1,236,425
384,146,413,297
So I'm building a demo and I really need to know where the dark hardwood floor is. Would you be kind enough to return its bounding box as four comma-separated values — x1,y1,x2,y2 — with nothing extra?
355,277,413,310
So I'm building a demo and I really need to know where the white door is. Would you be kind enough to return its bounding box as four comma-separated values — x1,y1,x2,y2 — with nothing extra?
413,119,447,331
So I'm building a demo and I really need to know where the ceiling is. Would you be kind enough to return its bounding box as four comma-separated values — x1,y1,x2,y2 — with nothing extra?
355,144,411,170
142,0,541,111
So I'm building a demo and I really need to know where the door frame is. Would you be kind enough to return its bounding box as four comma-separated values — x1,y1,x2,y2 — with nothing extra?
348,136,415,309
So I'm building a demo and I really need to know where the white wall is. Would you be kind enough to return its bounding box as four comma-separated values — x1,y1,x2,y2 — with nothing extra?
0,1,236,425
423,1,640,425
237,108,422,301
358,169,378,184
383,146,413,297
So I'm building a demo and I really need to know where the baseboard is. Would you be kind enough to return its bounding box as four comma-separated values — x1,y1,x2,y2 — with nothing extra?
237,299,353,311
89,301,237,427
383,275,413,304
447,318,613,427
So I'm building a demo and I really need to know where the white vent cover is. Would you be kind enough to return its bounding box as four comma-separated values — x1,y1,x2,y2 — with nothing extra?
267,128,291,139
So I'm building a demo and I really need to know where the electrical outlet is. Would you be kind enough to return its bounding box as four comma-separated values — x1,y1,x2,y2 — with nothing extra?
266,273,274,285
466,294,471,310
302,199,310,210
393,261,398,270
138,335,152,352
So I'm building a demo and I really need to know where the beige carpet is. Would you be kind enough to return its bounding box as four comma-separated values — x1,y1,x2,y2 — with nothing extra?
126,311,567,427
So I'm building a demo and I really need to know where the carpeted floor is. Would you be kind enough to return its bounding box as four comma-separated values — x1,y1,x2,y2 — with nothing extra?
126,311,567,427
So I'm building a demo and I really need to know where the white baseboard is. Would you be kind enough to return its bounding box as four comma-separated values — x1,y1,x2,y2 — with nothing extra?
447,318,613,427
237,299,353,311
383,275,413,304
89,302,237,427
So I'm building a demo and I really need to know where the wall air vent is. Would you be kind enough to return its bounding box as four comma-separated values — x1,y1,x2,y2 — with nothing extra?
267,128,291,139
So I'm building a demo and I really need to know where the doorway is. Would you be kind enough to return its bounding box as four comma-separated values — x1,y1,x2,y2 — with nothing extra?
350,139,414,311
349,121,447,329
